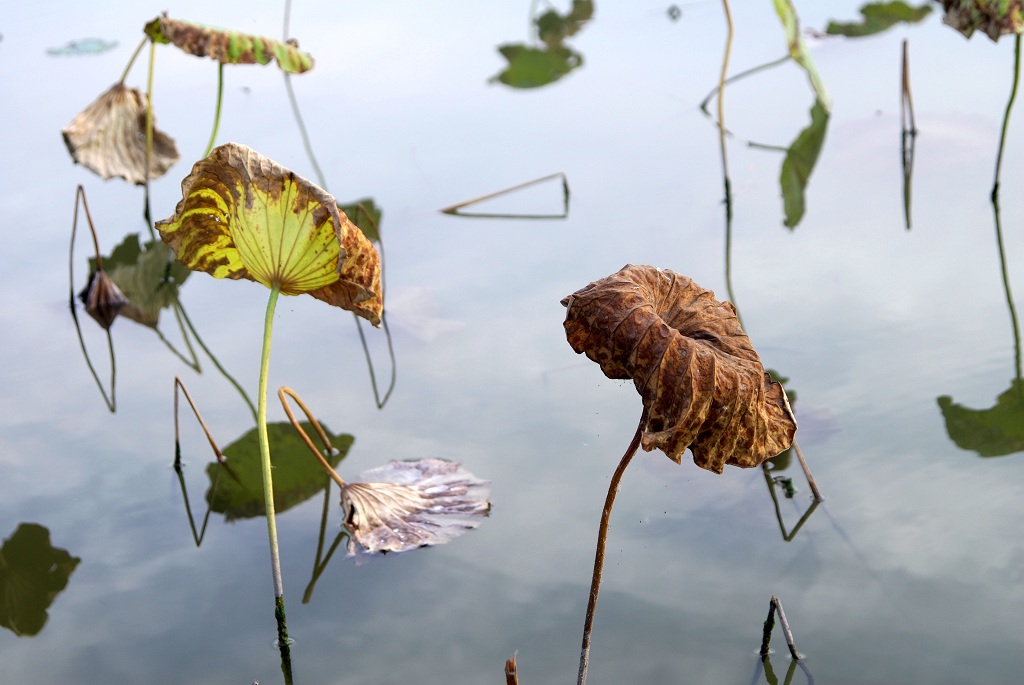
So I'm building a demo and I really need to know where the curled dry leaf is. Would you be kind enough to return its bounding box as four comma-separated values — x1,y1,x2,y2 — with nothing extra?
79,269,128,330
562,264,796,474
62,83,180,184
340,458,491,554
156,143,382,325
144,15,314,73
939,0,1023,40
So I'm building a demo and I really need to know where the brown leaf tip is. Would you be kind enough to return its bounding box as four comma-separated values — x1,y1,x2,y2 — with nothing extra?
562,264,797,473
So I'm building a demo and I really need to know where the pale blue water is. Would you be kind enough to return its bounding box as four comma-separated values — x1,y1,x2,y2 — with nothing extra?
1,2,1023,683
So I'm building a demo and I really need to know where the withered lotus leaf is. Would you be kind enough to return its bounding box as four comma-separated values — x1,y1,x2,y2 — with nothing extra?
144,15,315,73
78,269,128,330
156,143,382,325
62,83,179,184
561,264,796,473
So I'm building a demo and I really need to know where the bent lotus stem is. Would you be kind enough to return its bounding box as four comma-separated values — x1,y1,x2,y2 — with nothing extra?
577,406,649,685
119,35,149,84
278,385,347,488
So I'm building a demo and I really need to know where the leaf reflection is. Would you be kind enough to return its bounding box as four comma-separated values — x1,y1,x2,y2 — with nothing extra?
0,523,80,637
490,0,593,88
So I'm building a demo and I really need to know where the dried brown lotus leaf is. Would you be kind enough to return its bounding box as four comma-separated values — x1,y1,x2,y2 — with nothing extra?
62,83,179,184
562,264,796,474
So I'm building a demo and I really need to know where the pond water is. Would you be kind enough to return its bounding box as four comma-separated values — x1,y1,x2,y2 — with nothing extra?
2,1,1023,683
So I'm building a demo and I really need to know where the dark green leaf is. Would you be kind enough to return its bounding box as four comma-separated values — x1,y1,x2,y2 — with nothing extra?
0,523,80,637
490,44,582,89
773,0,831,109
826,2,933,37
938,379,1024,457
780,99,830,229
206,422,353,521
338,198,382,244
90,234,191,328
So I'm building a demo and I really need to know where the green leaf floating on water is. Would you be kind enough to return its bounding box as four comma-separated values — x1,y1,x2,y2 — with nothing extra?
938,379,1024,457
490,45,582,88
90,234,190,328
0,523,80,637
144,14,314,73
827,1,934,37
157,143,382,325
781,99,830,229
208,422,353,521
774,0,831,110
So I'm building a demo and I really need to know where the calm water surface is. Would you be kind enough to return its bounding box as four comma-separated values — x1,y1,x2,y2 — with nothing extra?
1,1,1023,684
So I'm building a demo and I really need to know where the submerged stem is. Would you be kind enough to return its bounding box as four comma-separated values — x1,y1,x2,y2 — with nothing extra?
257,285,289,640
993,34,1021,200
577,407,649,685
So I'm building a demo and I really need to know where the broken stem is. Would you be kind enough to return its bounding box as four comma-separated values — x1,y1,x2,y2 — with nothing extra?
771,596,802,661
278,386,347,488
792,441,823,502
577,406,649,685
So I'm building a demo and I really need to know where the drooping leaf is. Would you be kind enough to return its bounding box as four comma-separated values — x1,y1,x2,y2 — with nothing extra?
780,99,830,229
826,1,934,37
78,269,128,330
62,83,180,184
561,265,797,474
157,143,382,325
90,234,191,328
938,0,1023,40
340,458,491,554
144,15,314,73
207,422,352,521
47,38,118,56
490,44,582,89
773,0,831,110
938,379,1024,457
337,198,382,244
0,523,80,637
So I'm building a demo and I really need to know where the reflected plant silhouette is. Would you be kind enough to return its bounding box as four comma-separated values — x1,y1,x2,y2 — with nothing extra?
68,186,123,412
0,523,81,637
490,0,593,88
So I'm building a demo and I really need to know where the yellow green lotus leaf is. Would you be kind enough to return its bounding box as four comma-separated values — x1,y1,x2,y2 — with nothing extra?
156,143,382,325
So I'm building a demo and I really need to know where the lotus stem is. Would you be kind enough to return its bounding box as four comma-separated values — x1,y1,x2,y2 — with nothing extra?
258,284,289,642
993,33,1021,201
717,0,734,215
119,35,149,84
577,406,649,685
144,40,157,238
202,63,225,158
283,73,328,189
